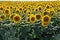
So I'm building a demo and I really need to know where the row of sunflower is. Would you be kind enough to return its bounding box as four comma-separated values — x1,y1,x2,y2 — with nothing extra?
0,1,60,27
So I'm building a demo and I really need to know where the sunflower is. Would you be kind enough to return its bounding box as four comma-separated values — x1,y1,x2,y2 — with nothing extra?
49,9,55,17
32,8,38,12
32,6,38,12
43,11,49,16
45,3,52,9
30,14,36,23
19,7,23,11
26,10,31,15
37,6,42,12
0,15,6,20
19,7,23,13
5,9,11,17
9,5,14,9
0,6,4,10
46,8,55,17
6,6,10,9
13,14,21,23
41,15,51,27
9,13,18,22
35,14,42,20
42,15,51,23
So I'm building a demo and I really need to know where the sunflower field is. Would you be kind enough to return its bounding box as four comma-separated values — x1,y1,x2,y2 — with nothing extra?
0,1,60,40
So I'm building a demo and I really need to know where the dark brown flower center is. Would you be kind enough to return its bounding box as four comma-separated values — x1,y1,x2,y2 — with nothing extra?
19,8,22,10
36,9,38,11
43,16,49,22
44,12,48,15
14,16,20,21
36,15,41,19
1,15,5,19
47,6,49,9
5,10,10,14
28,12,31,14
39,7,41,10
0,7,3,10
31,17,35,21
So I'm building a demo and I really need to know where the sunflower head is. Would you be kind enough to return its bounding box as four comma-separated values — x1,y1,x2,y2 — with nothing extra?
5,9,11,17
41,14,51,27
9,5,14,9
47,8,55,17
32,8,38,12
13,14,21,23
42,15,51,23
26,10,31,15
43,11,49,16
0,5,6,10
9,13,17,21
0,15,6,20
30,14,36,23
46,5,50,9
35,14,42,20
50,10,55,17
19,7,23,13
19,7,22,11
37,6,42,12
0,6,3,10
45,3,52,9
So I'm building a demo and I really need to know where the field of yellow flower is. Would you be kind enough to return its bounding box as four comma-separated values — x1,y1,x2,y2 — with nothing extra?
0,1,60,40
